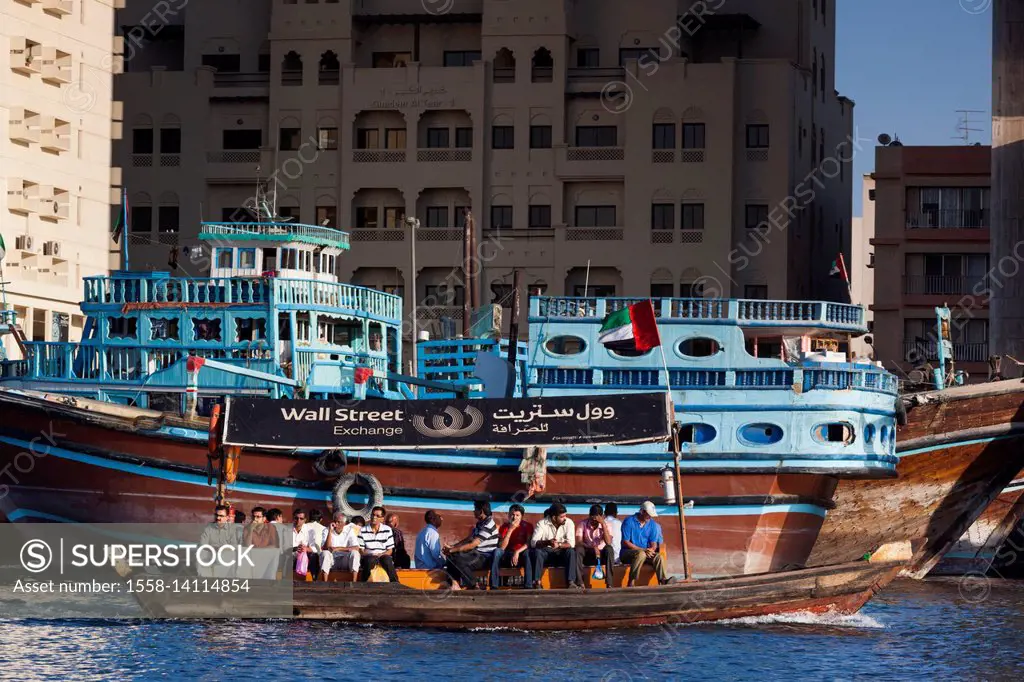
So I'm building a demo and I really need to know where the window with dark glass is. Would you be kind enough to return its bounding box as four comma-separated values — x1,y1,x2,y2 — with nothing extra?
745,204,769,230
424,285,465,307
491,205,513,229
159,128,181,154
577,48,600,68
216,248,233,268
239,248,256,269
258,53,271,73
682,203,705,231
130,206,153,231
454,206,470,228
109,317,138,339
426,206,449,227
744,285,769,300
133,128,154,154
653,124,675,149
222,129,262,149
278,206,300,223
158,206,179,233
650,283,674,298
575,206,616,227
355,207,379,228
492,126,515,149
317,127,338,150
443,51,481,67
530,125,552,149
279,127,301,151
373,52,411,68
201,54,240,72
746,124,770,148
356,128,380,149
651,204,674,230
384,207,404,228
682,123,705,149
426,127,450,148
528,205,551,228
455,127,473,148
574,285,616,297
575,126,617,147
316,205,337,228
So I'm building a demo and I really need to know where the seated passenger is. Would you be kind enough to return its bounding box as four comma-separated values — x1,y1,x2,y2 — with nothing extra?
604,502,623,562
242,506,280,579
415,510,445,570
490,504,534,589
387,513,412,569
620,501,674,586
529,503,581,590
443,500,499,590
292,509,322,577
576,504,616,588
319,512,363,580
357,506,400,582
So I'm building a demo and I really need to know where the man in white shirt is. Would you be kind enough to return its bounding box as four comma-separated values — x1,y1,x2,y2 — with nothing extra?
529,503,582,589
604,502,623,563
292,509,321,577
319,512,364,580
357,506,400,582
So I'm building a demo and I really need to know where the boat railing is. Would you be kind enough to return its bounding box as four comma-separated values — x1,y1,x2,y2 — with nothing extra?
273,279,402,321
530,297,865,331
199,221,351,249
530,364,897,395
418,338,529,398
83,276,273,306
13,342,277,384
294,347,389,389
0,309,17,327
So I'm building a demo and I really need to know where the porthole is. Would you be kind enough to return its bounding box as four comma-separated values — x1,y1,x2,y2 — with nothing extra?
678,337,722,358
864,424,876,443
678,423,717,445
812,422,855,445
544,335,586,356
738,423,784,446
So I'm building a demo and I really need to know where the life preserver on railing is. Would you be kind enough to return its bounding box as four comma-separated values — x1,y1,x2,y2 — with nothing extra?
314,450,347,478
332,472,384,520
895,397,908,427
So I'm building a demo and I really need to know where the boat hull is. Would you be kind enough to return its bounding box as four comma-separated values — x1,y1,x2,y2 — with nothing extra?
929,475,1024,576
0,389,836,578
133,560,902,630
808,380,1024,577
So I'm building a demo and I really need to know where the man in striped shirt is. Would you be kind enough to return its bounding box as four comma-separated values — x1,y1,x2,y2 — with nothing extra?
357,505,400,582
443,500,499,590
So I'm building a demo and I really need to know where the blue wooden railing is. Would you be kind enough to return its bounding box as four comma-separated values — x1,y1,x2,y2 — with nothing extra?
418,339,529,398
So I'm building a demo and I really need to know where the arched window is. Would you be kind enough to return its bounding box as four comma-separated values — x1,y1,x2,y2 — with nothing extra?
282,51,303,86
319,51,339,85
493,48,515,83
532,47,553,83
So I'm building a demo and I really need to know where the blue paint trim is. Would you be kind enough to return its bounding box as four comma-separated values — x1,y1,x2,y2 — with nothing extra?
898,433,1024,458
0,437,826,518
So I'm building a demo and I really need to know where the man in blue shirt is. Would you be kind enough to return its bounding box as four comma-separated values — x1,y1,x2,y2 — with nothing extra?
620,501,672,586
415,510,445,569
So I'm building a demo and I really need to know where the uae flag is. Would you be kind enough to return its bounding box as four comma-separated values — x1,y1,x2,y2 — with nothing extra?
598,300,661,352
0,233,6,261
829,252,849,283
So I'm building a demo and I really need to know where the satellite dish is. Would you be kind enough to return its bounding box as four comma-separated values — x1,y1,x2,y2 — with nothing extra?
890,138,903,147
877,133,892,146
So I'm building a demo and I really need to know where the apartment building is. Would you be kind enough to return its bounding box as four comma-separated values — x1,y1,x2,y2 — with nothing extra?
869,144,991,380
1,0,119,358
114,0,853,338
849,175,874,357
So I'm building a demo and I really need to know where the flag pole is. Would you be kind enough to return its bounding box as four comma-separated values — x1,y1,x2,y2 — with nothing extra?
121,187,129,271
649,297,692,581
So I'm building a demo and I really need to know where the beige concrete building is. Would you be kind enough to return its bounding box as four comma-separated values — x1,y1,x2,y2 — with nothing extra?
849,175,875,357
114,0,853,339
869,145,991,381
1,0,119,357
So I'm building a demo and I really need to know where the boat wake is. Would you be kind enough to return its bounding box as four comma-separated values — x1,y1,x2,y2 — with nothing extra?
715,610,886,629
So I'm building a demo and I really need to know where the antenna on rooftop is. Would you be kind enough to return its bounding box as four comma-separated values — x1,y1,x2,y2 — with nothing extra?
953,109,985,145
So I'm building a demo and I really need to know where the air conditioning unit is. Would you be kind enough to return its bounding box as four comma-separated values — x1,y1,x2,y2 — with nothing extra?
15,236,34,251
43,241,61,257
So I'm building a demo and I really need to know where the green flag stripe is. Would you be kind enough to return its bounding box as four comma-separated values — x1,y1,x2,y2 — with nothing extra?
599,306,631,333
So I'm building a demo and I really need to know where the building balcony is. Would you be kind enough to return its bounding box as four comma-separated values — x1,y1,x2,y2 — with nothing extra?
41,0,73,16
350,227,406,243
903,340,988,363
649,229,705,244
9,38,42,76
211,72,270,97
416,148,471,163
563,227,624,241
556,145,625,179
907,209,989,230
8,108,40,144
418,305,464,321
204,149,271,182
352,150,406,163
39,47,72,85
352,0,483,18
39,119,71,153
903,275,988,297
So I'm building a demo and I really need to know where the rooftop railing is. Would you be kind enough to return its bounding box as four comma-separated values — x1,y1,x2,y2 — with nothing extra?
198,222,350,249
530,297,866,332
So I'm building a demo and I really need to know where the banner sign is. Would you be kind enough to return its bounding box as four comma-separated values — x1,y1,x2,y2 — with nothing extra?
222,393,672,450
